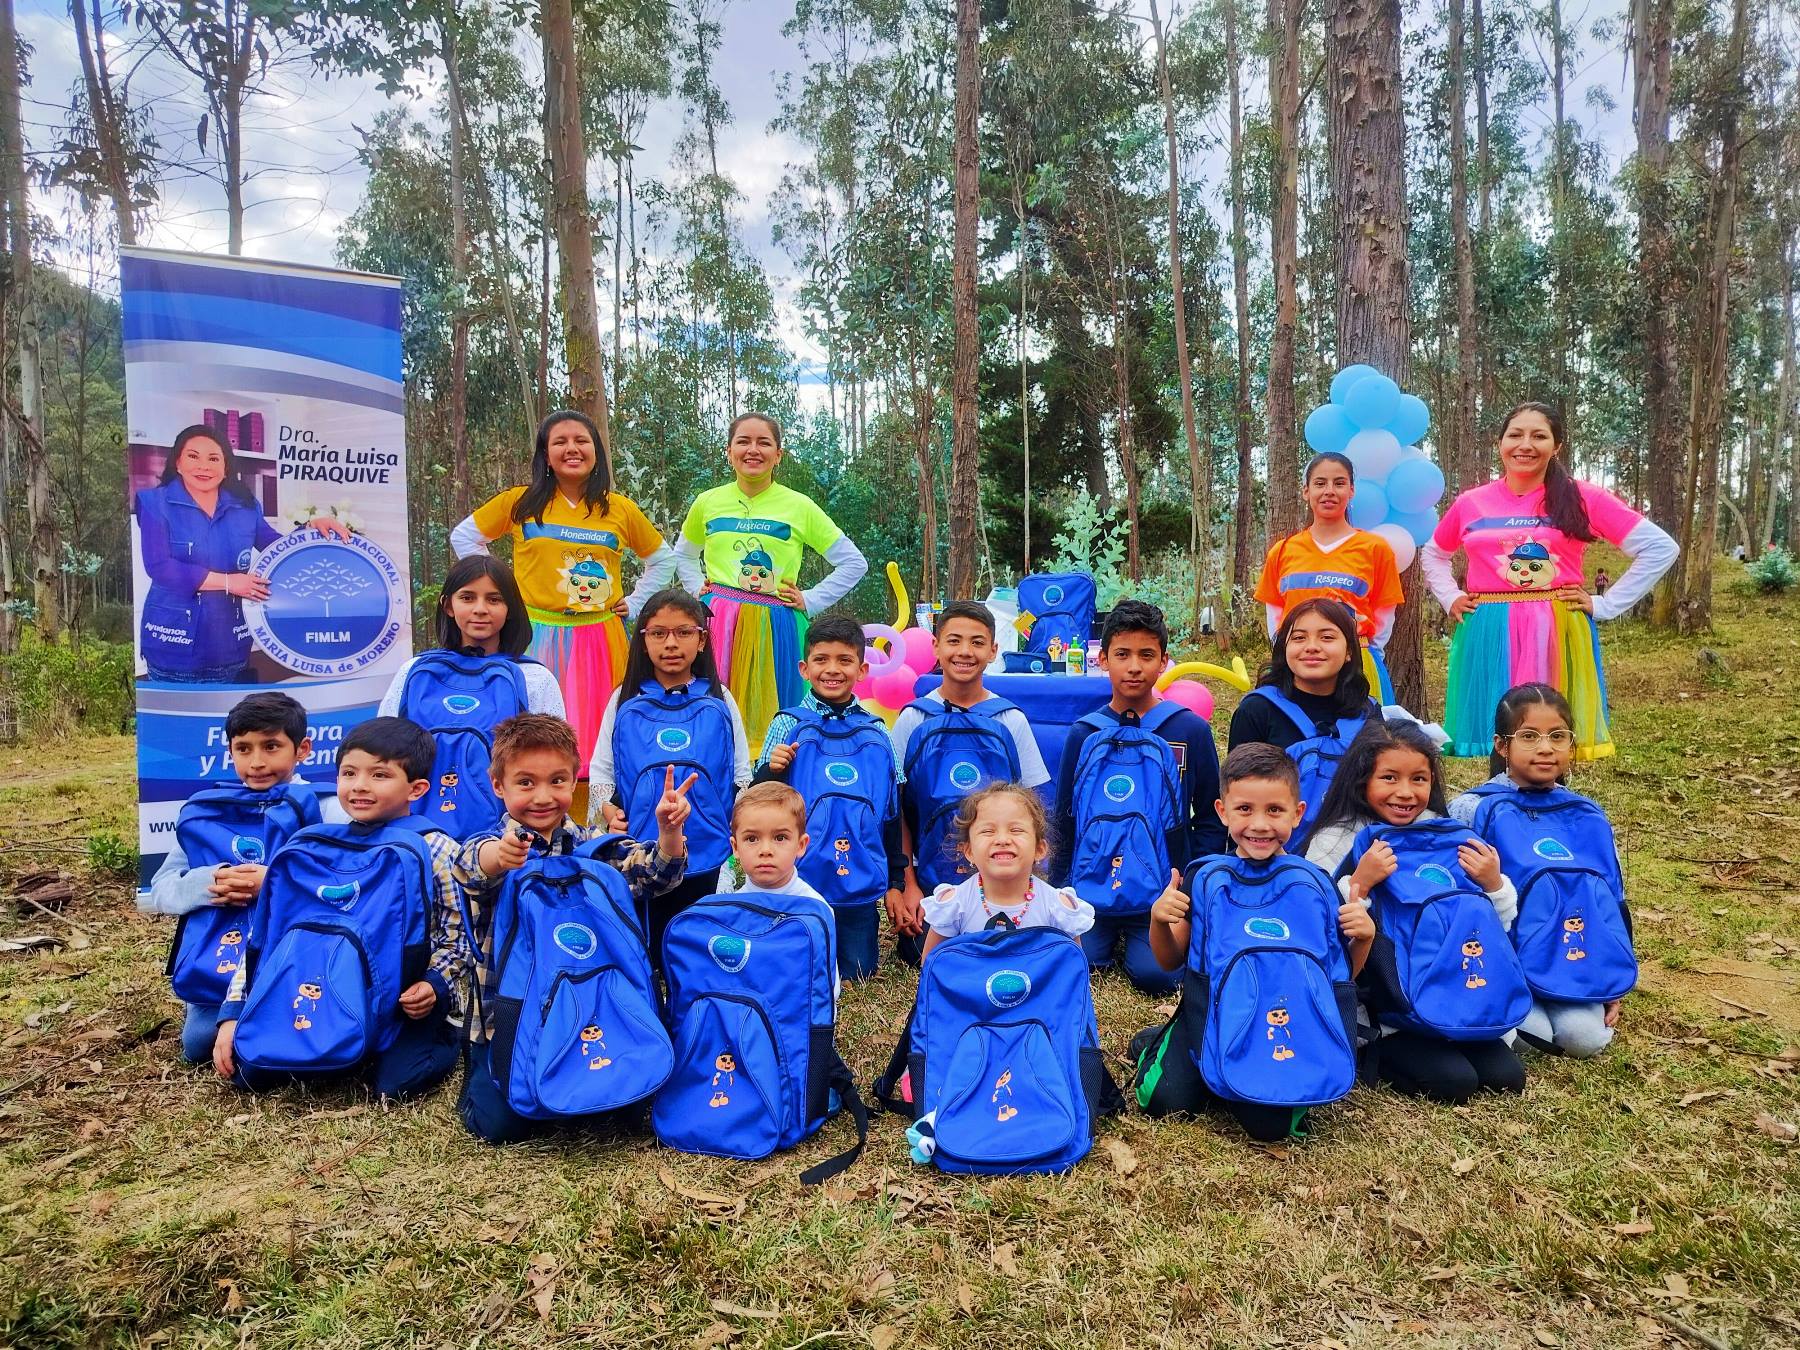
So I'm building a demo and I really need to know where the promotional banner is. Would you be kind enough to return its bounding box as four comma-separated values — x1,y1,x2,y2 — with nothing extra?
122,247,410,883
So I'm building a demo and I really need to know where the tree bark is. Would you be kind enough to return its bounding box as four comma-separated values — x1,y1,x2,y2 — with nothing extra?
1675,0,1749,636
1151,0,1208,633
1265,0,1303,543
1225,0,1257,591
1448,0,1479,496
947,0,981,600
442,18,470,519
1472,0,1494,420
0,0,54,634
542,0,612,462
1633,0,1678,528
1327,0,1421,709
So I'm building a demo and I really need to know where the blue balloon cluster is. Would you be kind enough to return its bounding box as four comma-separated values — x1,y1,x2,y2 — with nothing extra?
1302,364,1445,569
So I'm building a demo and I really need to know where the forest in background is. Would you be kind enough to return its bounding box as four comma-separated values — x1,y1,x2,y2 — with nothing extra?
1,0,1797,717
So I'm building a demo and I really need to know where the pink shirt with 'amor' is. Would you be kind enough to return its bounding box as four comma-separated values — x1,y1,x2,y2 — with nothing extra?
1431,478,1644,595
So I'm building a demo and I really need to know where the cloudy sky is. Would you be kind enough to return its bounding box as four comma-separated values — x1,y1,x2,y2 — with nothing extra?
17,0,1635,368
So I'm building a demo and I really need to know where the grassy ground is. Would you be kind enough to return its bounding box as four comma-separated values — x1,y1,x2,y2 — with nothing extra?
2,576,1798,1349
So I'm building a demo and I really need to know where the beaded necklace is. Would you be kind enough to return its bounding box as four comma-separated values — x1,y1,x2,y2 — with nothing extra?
976,875,1034,931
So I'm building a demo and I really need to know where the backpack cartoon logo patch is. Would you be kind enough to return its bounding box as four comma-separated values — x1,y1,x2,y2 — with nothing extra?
1266,1000,1296,1060
984,969,1032,1009
578,1024,612,1069
993,1067,1018,1121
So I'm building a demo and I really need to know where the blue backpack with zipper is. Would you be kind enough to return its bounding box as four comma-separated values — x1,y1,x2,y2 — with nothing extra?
167,781,321,1006
1466,783,1637,1002
786,707,898,909
1239,687,1375,812
903,697,1022,890
613,680,735,871
654,889,866,1182
896,927,1109,1175
1066,705,1184,915
232,817,441,1074
400,650,532,841
1181,854,1357,1107
1345,818,1532,1040
1018,573,1098,655
469,834,673,1120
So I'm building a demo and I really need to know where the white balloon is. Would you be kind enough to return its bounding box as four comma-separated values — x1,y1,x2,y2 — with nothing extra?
1373,521,1417,572
1345,428,1404,483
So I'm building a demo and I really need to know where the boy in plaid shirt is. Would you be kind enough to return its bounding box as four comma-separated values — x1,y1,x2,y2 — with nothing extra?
453,713,689,1142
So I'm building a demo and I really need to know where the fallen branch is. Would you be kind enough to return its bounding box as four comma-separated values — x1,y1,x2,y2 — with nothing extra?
1650,1308,1735,1350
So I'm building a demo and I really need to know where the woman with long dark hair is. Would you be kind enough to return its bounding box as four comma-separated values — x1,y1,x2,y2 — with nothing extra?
1421,403,1678,760
670,412,867,745
134,424,347,683
451,409,679,775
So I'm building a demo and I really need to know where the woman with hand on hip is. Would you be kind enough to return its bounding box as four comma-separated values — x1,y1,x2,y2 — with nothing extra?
672,412,867,745
1421,403,1677,760
450,409,679,775
135,424,348,683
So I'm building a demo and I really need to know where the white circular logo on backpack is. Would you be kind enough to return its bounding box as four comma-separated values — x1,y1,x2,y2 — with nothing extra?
315,881,360,906
949,761,981,791
1243,916,1291,941
230,834,265,864
656,727,692,753
1533,838,1575,861
1414,863,1457,888
985,969,1032,1008
709,935,751,973
552,922,597,958
1103,774,1135,803
825,762,859,787
441,693,482,716
1043,584,1065,606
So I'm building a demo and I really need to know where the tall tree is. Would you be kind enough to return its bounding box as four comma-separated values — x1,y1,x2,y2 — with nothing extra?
1,0,55,634
542,0,612,457
947,0,981,598
1632,0,1679,541
1150,0,1210,634
1327,0,1421,708
1447,0,1479,493
1224,0,1256,590
443,15,471,518
1265,0,1303,542
68,0,143,244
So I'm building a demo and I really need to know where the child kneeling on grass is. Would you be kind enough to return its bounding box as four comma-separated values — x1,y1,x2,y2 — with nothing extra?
211,717,464,1102
1133,743,1373,1142
455,713,691,1144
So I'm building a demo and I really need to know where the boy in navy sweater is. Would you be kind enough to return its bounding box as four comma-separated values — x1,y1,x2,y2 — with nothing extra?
1052,599,1226,992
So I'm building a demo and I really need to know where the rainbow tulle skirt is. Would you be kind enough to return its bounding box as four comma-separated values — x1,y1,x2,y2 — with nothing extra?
704,584,808,747
527,606,627,778
1443,594,1613,761
1363,645,1396,705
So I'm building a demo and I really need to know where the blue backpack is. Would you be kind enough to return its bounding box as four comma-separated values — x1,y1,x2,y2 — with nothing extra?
1345,819,1533,1040
1241,687,1375,811
1018,572,1098,655
786,707,898,909
902,697,1022,890
655,890,866,1182
232,818,440,1074
613,681,735,871
468,835,673,1120
1467,783,1637,1002
1066,705,1185,915
167,782,321,1006
892,927,1109,1175
400,650,532,841
1181,854,1358,1107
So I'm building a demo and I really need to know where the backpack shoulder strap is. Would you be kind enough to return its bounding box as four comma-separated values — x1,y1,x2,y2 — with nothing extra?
1138,700,1188,736
798,1053,870,1186
1242,686,1315,739
869,1005,916,1117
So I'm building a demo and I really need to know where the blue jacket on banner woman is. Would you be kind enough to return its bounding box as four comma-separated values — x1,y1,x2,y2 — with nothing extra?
134,424,347,682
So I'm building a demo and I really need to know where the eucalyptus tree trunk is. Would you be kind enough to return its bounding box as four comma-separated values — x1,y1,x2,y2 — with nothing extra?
947,0,981,600
1265,0,1303,540
1225,0,1256,591
1448,0,1479,495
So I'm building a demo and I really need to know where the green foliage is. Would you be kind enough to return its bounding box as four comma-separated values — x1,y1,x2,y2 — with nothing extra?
1746,546,1797,594
84,829,137,879
1044,493,1129,611
0,634,134,739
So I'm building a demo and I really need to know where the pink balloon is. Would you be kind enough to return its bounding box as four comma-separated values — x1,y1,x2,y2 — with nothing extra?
853,673,876,701
900,625,937,673
872,664,920,708
1161,679,1215,721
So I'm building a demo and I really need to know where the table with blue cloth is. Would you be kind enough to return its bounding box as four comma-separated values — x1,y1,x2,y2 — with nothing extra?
914,673,1114,788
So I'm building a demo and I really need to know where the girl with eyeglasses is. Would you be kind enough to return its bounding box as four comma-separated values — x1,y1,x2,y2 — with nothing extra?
451,409,682,780
588,589,753,955
1449,683,1629,1058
